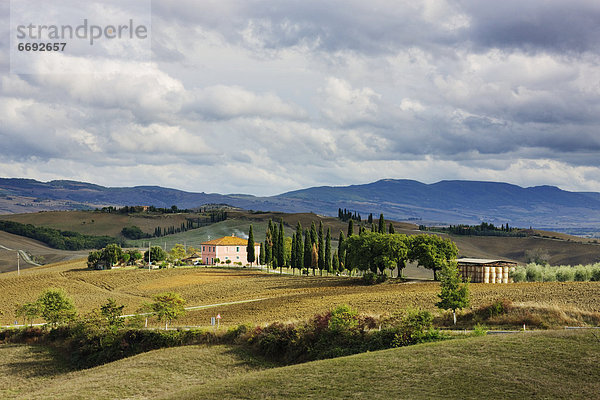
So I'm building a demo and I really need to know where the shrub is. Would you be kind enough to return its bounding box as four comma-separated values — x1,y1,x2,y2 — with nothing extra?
555,266,575,282
362,272,387,285
573,265,591,281
510,266,527,282
472,323,488,336
525,264,543,282
591,265,600,281
542,268,556,282
328,305,358,332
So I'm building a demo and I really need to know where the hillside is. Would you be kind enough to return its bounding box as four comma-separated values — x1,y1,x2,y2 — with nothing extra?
167,330,600,400
3,208,600,269
0,231,88,273
3,178,600,230
1,330,596,399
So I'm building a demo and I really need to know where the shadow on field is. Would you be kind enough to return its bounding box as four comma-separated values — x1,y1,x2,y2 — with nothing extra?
3,344,72,378
266,276,362,290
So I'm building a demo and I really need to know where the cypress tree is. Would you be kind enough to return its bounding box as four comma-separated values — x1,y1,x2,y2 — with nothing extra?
259,243,265,265
318,222,324,274
378,213,385,233
311,243,318,276
303,229,311,271
389,222,395,234
310,222,317,245
338,231,346,270
347,219,354,237
333,251,340,274
278,219,285,273
368,213,373,224
371,223,376,232
271,223,279,269
291,232,296,274
247,225,255,266
296,222,303,269
265,228,272,268
325,228,332,274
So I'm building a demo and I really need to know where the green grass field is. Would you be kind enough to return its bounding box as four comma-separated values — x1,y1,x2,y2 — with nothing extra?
1,330,597,399
166,330,600,400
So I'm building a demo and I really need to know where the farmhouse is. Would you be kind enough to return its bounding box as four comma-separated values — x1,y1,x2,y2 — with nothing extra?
182,251,202,265
457,258,518,283
201,235,260,265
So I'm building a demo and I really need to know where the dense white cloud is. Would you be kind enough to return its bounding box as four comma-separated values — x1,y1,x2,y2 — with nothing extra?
1,1,600,196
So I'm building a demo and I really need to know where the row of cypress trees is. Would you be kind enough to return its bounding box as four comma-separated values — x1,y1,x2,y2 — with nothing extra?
248,213,391,276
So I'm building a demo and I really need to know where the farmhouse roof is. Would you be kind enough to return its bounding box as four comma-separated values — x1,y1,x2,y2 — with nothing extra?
183,252,202,259
201,235,250,246
457,258,516,265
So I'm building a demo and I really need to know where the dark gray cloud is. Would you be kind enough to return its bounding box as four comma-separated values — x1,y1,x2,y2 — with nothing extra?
457,0,600,54
1,1,600,194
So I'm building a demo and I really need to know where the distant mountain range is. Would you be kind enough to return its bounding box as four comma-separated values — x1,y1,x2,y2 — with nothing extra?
1,177,600,230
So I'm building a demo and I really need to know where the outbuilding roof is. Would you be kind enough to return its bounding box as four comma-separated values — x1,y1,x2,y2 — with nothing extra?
457,258,516,264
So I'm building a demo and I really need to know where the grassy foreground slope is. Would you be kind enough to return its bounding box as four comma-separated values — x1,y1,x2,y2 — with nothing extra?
1,331,596,399
0,344,269,400
166,330,600,400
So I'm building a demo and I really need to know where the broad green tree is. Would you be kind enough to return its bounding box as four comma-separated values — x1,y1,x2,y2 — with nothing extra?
169,244,186,261
127,249,143,266
408,235,459,280
36,288,77,326
247,225,255,266
15,302,40,326
345,232,410,277
151,292,186,330
100,298,125,329
436,261,469,325
102,243,123,269
144,246,167,264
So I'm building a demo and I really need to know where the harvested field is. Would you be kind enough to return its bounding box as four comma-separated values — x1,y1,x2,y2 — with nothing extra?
1,260,600,328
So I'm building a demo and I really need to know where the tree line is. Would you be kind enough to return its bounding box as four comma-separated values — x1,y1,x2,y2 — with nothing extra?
0,220,124,250
420,222,527,237
97,205,194,214
338,208,362,222
252,214,458,280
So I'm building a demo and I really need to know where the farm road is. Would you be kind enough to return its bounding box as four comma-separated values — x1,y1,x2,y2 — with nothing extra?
0,244,41,266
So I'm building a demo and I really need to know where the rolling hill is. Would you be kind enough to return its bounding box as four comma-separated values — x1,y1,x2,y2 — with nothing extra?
1,330,597,399
2,178,600,230
2,208,600,270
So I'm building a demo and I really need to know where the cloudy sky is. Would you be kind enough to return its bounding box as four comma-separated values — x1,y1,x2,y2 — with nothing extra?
1,0,600,196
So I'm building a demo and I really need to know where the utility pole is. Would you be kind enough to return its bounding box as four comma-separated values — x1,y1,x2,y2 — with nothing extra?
17,251,20,276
